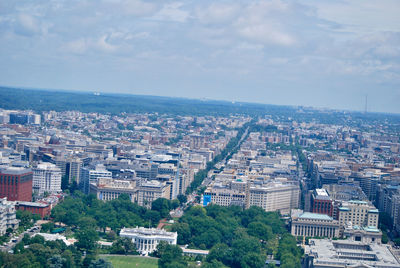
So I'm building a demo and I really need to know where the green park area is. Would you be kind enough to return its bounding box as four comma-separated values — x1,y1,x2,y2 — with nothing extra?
102,255,158,268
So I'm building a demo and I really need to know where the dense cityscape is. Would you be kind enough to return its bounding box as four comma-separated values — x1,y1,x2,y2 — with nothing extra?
0,91,399,267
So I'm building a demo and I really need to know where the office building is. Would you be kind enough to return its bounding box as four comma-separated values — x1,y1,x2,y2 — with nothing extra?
90,177,138,202
338,200,379,228
33,163,62,196
137,180,171,208
311,188,333,217
249,181,299,215
67,158,83,185
203,182,247,208
80,164,112,194
120,227,177,256
0,167,32,201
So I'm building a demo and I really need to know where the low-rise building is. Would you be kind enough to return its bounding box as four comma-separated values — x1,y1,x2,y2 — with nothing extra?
120,227,177,256
291,211,339,238
304,238,400,268
15,201,51,218
137,180,171,207
343,224,382,244
89,177,138,202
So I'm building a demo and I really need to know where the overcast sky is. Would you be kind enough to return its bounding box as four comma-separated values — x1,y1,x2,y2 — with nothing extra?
0,0,399,113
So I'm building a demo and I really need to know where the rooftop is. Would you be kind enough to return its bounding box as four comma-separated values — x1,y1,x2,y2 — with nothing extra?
298,212,333,221
0,167,32,175
306,239,400,267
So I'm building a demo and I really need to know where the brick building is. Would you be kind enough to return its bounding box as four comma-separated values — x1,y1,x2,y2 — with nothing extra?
311,188,333,217
15,201,51,218
0,167,33,201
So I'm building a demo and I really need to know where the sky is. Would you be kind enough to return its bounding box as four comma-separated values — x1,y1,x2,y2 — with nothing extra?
0,0,399,114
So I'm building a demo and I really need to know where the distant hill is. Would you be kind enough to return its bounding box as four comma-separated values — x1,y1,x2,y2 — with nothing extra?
0,86,399,127
0,86,293,116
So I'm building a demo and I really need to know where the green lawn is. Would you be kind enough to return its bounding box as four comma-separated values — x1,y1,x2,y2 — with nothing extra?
102,255,158,268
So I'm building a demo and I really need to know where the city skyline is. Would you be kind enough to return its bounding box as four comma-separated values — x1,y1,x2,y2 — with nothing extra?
0,0,399,113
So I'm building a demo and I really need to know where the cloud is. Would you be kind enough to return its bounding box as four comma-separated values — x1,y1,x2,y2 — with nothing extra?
0,0,399,113
152,2,190,23
196,3,240,25
14,13,45,36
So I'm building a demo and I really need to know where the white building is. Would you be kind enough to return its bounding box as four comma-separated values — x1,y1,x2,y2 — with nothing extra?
120,227,177,255
33,162,62,196
80,164,112,194
90,177,138,202
0,198,18,235
249,180,300,215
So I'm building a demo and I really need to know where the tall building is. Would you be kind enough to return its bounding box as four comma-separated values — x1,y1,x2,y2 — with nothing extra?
33,163,62,196
338,200,379,228
0,198,19,235
9,112,40,125
0,167,32,201
311,189,333,217
67,158,83,185
80,164,112,194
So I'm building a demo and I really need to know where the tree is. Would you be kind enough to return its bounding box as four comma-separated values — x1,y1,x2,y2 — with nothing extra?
240,252,265,268
151,198,172,218
61,175,69,190
144,210,161,226
89,258,113,268
177,194,187,204
247,222,273,241
48,255,65,268
17,210,35,229
207,243,233,266
156,242,187,268
75,228,99,252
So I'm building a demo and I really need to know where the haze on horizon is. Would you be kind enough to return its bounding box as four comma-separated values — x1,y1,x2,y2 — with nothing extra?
0,0,399,114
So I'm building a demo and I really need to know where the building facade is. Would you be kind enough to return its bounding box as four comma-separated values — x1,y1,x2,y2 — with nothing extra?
89,177,138,202
15,201,51,218
33,163,62,196
311,188,333,217
120,227,177,255
80,164,112,194
137,180,171,207
343,224,382,244
338,200,379,228
0,198,18,235
291,211,340,238
249,182,299,215
0,167,32,201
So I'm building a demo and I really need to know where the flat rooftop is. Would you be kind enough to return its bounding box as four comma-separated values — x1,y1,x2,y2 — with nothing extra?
0,167,32,175
306,239,400,267
298,212,333,221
